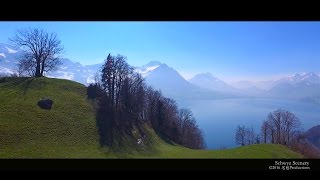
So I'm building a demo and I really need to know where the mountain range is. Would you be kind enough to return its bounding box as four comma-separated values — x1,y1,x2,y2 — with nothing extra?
1,43,320,103
267,72,320,101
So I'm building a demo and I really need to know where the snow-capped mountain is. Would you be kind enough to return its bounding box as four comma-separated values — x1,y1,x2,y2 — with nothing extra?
275,72,320,85
47,59,102,85
134,62,239,100
188,73,269,97
134,61,161,77
137,61,197,99
267,72,320,101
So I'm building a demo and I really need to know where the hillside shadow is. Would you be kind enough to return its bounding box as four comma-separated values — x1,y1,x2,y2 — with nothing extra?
2,77,28,86
19,78,48,95
1,77,49,97
155,132,175,145
1,77,29,91
95,103,160,155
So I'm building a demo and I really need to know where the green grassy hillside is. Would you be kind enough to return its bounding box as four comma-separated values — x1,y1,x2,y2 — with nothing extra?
0,77,303,158
0,77,105,158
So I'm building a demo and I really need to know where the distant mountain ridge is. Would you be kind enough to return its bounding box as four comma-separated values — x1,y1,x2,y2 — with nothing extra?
188,72,247,96
134,61,240,100
47,58,102,85
138,61,198,99
1,42,320,103
278,72,320,85
189,72,232,91
267,72,320,102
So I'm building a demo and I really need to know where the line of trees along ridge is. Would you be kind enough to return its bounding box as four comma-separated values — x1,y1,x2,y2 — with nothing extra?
236,109,302,147
88,53,206,150
235,109,320,158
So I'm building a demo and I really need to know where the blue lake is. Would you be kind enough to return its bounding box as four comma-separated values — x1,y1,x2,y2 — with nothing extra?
177,98,320,149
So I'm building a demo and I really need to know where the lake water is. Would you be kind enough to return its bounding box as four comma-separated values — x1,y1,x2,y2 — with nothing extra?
177,98,320,149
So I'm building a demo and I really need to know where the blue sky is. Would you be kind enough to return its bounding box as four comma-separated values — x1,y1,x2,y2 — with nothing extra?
0,21,320,82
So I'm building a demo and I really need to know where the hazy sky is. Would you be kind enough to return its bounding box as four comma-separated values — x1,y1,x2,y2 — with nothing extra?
0,21,320,82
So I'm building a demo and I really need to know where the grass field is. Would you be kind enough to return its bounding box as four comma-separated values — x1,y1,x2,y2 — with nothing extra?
0,77,303,158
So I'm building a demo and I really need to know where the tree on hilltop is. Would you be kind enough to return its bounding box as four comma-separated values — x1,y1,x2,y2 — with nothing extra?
10,28,64,77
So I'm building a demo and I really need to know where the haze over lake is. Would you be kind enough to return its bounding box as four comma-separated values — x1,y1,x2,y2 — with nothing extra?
178,98,320,149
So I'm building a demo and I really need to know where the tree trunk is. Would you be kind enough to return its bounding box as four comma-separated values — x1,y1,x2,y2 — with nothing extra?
40,59,45,76
35,59,41,77
111,75,115,107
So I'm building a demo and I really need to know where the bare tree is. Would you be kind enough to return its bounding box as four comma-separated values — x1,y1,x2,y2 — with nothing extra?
236,125,246,146
255,134,260,144
267,109,282,144
177,108,205,149
265,109,302,146
16,53,36,77
246,127,256,145
178,109,194,145
282,110,301,145
236,125,258,146
261,120,270,143
10,28,64,77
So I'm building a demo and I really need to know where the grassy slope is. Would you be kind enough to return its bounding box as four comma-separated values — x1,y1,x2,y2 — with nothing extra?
0,77,303,158
0,77,104,158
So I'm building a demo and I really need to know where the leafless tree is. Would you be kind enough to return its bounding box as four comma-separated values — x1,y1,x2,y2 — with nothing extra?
261,120,270,143
236,125,258,146
267,109,282,144
16,53,36,77
255,134,261,144
282,110,301,145
10,28,64,77
246,127,256,145
177,108,205,149
236,125,246,146
178,109,194,145
265,109,302,145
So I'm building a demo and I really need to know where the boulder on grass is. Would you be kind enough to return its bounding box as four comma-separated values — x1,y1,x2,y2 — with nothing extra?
37,98,53,110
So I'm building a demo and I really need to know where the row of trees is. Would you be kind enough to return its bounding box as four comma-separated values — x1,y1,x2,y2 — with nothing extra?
90,54,206,149
235,126,259,146
235,109,301,147
235,109,320,158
